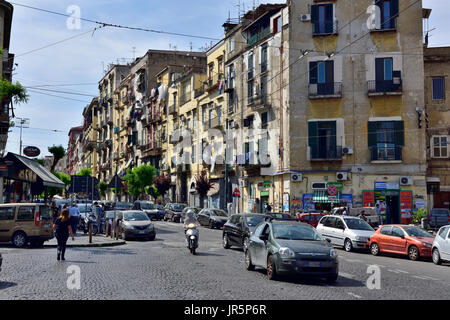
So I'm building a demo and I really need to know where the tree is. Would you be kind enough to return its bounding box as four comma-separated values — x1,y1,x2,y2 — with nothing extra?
53,172,71,196
122,164,156,200
195,170,212,208
146,185,160,202
153,175,171,203
98,181,108,199
0,79,29,118
77,168,92,176
48,145,66,173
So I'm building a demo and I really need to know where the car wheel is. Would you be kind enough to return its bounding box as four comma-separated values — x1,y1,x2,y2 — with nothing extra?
245,249,255,271
344,239,353,252
243,237,250,252
223,233,231,249
432,248,442,265
267,255,278,280
149,234,156,241
408,246,420,261
209,220,214,229
12,231,27,248
370,243,380,256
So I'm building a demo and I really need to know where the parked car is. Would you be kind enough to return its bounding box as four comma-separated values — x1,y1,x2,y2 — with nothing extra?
369,225,435,261
428,208,450,229
316,216,375,252
116,211,156,241
0,203,54,248
432,225,450,265
114,202,133,211
296,213,324,228
197,208,229,229
245,220,339,282
266,212,294,220
133,201,164,220
163,203,187,222
180,207,201,223
222,213,271,251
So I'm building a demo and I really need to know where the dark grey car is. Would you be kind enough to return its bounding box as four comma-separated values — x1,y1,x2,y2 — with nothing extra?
116,211,156,241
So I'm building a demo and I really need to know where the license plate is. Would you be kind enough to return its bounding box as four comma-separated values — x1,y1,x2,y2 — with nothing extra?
139,230,146,234
305,261,322,268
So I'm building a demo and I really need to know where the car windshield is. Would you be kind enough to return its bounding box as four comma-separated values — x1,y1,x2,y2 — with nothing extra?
211,209,227,217
344,218,374,231
246,215,267,227
403,226,433,238
116,203,132,209
431,209,449,216
140,202,155,210
273,224,324,241
172,204,186,211
124,211,149,221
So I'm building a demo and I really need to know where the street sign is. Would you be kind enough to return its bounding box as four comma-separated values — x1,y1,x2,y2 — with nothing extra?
233,188,241,198
108,174,124,189
327,184,338,196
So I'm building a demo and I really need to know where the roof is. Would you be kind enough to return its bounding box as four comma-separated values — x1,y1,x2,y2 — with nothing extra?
5,153,65,189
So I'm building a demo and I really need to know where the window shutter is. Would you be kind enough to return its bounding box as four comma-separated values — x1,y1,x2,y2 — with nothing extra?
391,0,399,19
308,121,319,158
325,4,334,33
368,121,377,147
309,62,318,84
325,60,334,83
394,121,404,146
311,5,319,24
375,58,384,82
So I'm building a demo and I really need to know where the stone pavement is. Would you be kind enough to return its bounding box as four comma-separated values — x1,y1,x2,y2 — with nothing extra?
44,233,125,248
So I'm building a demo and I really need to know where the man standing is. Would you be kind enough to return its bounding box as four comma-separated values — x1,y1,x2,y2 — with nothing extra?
93,202,103,234
375,203,383,226
69,202,80,235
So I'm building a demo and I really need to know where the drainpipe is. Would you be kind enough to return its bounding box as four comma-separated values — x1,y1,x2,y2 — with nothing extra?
279,11,284,212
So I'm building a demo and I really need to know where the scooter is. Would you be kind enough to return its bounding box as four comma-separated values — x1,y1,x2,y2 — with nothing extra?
83,214,98,235
185,222,199,255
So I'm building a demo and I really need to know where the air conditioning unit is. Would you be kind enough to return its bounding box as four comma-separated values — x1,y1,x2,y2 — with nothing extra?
291,173,302,182
400,176,412,186
342,146,353,155
336,172,348,181
300,14,311,22
311,182,327,190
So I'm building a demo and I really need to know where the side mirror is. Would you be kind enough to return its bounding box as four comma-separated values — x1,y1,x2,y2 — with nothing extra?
326,238,331,243
259,234,268,241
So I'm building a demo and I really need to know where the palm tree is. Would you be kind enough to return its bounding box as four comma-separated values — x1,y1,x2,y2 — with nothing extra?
0,79,29,118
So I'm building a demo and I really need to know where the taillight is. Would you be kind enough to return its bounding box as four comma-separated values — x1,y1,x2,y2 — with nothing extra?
35,211,40,227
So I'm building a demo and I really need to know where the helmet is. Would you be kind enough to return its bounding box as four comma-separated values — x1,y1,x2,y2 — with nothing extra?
185,209,195,220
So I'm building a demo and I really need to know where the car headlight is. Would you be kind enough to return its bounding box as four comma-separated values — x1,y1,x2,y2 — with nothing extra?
278,247,295,258
422,242,432,248
147,224,154,230
355,236,368,242
330,249,338,258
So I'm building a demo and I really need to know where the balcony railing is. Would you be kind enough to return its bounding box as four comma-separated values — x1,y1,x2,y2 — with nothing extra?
206,74,221,91
150,112,162,123
168,104,177,115
370,146,402,162
368,80,402,96
312,21,338,35
194,88,205,98
250,94,270,112
247,27,271,47
309,82,342,99
210,116,223,129
310,146,343,161
180,91,191,106
370,18,397,32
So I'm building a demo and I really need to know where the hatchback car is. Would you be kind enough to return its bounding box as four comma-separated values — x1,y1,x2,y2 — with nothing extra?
222,214,271,251
163,203,187,222
297,213,324,228
245,220,338,282
116,211,156,241
316,216,375,252
197,208,229,229
432,225,450,265
369,225,434,261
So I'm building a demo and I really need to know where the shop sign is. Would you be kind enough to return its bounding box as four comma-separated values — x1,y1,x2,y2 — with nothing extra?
302,193,315,212
375,182,400,190
363,191,374,207
23,146,40,158
326,182,343,189
18,169,37,183
260,191,269,197
400,191,413,224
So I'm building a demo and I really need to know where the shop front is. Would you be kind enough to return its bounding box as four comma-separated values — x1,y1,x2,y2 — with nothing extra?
310,182,353,212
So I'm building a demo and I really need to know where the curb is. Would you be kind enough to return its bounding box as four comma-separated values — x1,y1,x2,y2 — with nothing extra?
44,240,126,248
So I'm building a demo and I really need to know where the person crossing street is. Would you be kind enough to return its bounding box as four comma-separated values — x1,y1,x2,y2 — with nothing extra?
53,209,75,261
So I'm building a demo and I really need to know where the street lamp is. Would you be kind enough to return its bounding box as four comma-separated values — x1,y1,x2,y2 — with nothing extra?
14,117,30,156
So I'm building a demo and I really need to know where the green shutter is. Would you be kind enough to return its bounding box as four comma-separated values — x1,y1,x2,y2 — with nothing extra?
368,121,377,147
394,121,404,146
308,121,318,158
311,5,319,24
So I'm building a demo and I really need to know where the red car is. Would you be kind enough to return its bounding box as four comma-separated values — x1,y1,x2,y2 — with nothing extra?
296,213,324,228
369,224,435,261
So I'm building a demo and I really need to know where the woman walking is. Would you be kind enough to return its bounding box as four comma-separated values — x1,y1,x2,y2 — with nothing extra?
53,209,74,261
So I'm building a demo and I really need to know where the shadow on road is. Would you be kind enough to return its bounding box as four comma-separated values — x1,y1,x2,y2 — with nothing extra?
72,247,137,256
154,228,178,235
0,282,17,290
194,251,224,257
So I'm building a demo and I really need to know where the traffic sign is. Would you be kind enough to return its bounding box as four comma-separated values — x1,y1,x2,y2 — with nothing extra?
233,188,241,198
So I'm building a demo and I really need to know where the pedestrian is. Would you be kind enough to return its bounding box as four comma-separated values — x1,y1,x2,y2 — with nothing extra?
93,202,103,234
53,208,74,261
69,202,80,235
265,203,272,213
322,210,328,216
342,207,348,216
51,201,59,224
375,203,383,225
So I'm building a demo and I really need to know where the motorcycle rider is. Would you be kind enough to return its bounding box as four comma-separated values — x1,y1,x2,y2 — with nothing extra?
183,209,199,246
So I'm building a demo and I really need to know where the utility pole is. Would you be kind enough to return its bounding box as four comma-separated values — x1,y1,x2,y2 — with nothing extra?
15,117,30,156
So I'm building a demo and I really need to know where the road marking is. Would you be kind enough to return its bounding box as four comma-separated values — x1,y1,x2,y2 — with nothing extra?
413,275,439,281
343,259,363,263
347,292,363,299
394,269,409,274
388,269,401,274
339,272,357,279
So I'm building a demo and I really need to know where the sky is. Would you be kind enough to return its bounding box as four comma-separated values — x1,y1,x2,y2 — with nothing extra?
4,0,449,157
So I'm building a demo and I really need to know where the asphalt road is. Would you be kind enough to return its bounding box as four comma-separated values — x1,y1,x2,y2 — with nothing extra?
0,221,449,300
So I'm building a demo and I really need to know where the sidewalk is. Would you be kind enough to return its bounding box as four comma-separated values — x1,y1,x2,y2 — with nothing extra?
44,233,126,248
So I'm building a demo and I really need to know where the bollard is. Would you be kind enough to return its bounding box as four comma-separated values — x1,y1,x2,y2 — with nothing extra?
115,225,119,240
89,220,92,244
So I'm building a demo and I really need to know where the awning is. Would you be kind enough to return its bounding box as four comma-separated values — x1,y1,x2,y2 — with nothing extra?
6,153,65,188
313,190,341,204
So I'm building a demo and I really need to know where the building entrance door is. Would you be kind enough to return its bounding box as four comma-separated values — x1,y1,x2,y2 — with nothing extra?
386,195,400,224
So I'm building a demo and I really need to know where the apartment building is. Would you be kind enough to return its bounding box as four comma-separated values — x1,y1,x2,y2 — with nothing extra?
424,45,450,211
287,0,427,224
67,126,83,175
81,98,99,176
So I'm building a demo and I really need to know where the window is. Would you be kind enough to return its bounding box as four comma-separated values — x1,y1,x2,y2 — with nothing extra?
324,216,336,227
375,0,399,30
248,79,254,104
209,109,213,128
261,44,268,73
193,109,197,129
0,207,15,220
228,64,235,89
17,206,35,221
308,120,341,160
432,136,448,158
229,37,235,53
248,53,254,79
380,226,392,235
202,106,207,124
336,219,345,229
261,112,268,129
260,74,268,103
273,15,281,34
254,223,266,237
391,227,404,238
368,120,404,161
432,77,445,100
311,3,334,34
309,60,335,95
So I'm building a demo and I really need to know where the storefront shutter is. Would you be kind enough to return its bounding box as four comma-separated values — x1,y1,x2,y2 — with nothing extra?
308,121,319,158
309,62,318,84
368,121,377,147
394,120,404,146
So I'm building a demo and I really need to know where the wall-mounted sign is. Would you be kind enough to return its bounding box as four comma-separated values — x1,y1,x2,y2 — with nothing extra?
23,146,40,158
375,182,400,190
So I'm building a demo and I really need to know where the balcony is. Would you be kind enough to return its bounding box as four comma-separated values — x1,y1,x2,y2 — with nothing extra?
107,115,113,125
250,94,270,112
370,18,397,33
247,27,271,47
309,82,342,99
312,21,338,36
370,146,402,162
121,94,129,104
194,88,205,98
205,74,220,92
210,116,223,129
367,80,402,96
310,146,343,161
180,91,191,106
168,104,177,115
169,132,182,144
150,112,162,123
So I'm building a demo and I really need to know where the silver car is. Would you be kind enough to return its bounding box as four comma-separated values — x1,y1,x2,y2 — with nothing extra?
316,216,375,252
432,225,450,265
117,211,156,241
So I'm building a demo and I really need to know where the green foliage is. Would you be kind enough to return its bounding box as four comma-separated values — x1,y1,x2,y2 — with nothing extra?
146,185,160,201
152,175,171,200
0,79,29,104
77,168,92,176
35,158,45,166
98,181,108,198
123,164,156,200
48,145,66,172
412,207,428,224
53,172,71,187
